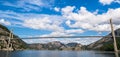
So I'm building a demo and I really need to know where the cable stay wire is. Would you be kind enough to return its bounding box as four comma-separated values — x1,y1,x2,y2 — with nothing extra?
0,36,120,40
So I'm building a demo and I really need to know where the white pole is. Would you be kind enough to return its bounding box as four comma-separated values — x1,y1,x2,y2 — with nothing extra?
110,19,118,52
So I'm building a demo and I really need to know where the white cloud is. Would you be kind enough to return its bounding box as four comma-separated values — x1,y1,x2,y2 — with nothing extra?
1,5,120,45
0,19,11,25
40,29,83,37
99,0,114,5
99,0,120,5
1,6,120,35
62,6,120,32
62,6,75,15
0,10,66,31
92,24,111,31
65,29,84,34
23,16,64,32
0,10,108,45
39,29,84,37
41,31,73,37
54,7,60,12
23,39,56,44
2,0,55,11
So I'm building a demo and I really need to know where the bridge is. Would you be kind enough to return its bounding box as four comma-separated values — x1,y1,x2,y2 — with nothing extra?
0,19,119,57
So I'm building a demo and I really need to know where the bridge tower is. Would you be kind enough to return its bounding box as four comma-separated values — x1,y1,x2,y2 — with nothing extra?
7,29,13,51
110,19,118,52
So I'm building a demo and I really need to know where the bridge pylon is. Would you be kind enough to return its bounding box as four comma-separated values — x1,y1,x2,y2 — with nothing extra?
110,19,118,52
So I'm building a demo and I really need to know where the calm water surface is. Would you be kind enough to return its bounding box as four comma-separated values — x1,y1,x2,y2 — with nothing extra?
0,50,119,57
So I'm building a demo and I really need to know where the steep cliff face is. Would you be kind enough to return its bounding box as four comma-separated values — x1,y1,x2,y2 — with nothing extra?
87,28,120,51
0,24,28,50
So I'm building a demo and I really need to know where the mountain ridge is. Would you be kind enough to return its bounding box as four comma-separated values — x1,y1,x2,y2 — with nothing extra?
87,28,120,51
28,41,82,50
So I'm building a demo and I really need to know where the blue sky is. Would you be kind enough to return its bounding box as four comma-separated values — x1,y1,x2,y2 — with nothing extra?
0,0,120,45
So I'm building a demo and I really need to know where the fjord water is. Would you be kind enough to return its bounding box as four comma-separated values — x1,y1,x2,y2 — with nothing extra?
0,50,119,57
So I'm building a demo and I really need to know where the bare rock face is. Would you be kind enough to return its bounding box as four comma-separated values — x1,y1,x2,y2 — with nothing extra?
0,24,28,50
28,42,82,50
65,43,82,50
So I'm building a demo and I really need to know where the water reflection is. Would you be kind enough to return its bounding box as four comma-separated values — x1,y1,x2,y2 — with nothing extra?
0,51,9,57
6,51,9,57
115,52,119,57
0,50,119,57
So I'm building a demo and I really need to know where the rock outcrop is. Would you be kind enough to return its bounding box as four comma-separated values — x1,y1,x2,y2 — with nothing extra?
0,24,28,50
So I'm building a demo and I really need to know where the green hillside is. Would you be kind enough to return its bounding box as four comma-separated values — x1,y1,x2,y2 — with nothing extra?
87,28,120,51
99,38,120,51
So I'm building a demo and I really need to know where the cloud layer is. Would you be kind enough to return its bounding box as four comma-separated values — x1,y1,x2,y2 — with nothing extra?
99,0,120,5
62,6,120,32
2,0,54,11
0,6,120,45
0,0,120,44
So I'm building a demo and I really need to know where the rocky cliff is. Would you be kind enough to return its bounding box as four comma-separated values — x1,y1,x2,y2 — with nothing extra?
28,41,82,50
0,24,28,50
87,28,120,51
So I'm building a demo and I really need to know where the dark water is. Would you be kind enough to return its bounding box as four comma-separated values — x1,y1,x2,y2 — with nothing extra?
0,50,119,57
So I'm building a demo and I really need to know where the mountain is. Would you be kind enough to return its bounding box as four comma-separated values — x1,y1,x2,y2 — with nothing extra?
29,41,66,50
87,28,120,51
66,42,82,50
67,42,78,47
28,41,82,50
0,24,28,50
